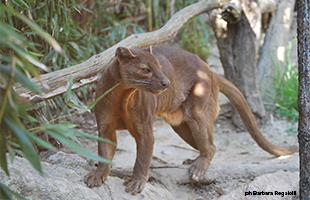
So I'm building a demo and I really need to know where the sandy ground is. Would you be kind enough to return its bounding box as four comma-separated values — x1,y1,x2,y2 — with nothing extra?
73,110,298,169
66,108,298,199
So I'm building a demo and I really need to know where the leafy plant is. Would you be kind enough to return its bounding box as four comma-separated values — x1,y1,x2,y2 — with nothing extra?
179,16,211,61
1,0,146,122
270,40,298,121
1,70,118,199
148,0,200,30
146,0,212,60
0,1,119,199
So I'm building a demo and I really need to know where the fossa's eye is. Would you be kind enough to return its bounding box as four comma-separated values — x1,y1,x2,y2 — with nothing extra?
141,67,152,74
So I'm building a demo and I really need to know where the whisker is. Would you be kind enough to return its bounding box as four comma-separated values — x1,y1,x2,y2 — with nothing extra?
126,79,151,84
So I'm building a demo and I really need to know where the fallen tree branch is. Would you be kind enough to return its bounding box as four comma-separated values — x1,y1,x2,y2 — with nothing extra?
110,163,299,184
14,0,229,104
169,144,199,152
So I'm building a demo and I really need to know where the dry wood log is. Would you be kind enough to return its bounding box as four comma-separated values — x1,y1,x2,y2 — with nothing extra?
110,163,299,184
14,0,230,104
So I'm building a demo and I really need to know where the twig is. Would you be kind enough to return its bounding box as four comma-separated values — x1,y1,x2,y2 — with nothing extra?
170,145,199,152
150,165,180,169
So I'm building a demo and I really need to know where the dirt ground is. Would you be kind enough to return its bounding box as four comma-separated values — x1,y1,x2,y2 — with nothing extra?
64,107,298,199
72,109,298,167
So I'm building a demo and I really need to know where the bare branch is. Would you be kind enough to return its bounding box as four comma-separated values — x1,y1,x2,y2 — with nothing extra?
14,0,229,104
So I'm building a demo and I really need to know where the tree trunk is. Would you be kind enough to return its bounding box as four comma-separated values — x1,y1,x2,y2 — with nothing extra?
257,0,295,101
297,0,310,199
210,0,266,129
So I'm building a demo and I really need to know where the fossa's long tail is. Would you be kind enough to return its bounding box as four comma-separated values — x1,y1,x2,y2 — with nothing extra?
215,73,298,156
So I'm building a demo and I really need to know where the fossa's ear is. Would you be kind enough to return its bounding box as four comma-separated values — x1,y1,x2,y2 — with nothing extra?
145,46,153,54
115,47,136,61
108,58,121,80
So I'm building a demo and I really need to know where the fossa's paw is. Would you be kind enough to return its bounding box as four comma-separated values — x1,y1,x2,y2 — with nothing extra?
123,176,148,195
188,156,210,181
84,169,108,188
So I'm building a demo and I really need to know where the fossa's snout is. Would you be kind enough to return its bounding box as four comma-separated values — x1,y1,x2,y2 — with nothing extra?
160,79,170,89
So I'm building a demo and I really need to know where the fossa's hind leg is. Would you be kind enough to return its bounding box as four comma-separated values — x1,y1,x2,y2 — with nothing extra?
178,82,219,181
172,122,198,150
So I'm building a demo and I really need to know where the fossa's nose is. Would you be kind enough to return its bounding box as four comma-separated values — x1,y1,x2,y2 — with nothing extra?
160,79,170,89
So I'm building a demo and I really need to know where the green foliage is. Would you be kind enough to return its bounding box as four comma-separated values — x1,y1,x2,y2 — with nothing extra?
180,17,211,61
149,0,200,30
2,0,146,123
0,1,122,198
270,40,299,121
2,0,145,69
148,0,211,60
0,182,27,200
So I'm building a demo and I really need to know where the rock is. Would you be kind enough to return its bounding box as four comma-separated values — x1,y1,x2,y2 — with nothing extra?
45,151,93,174
0,151,299,200
0,155,103,200
0,152,173,200
218,170,299,200
92,177,173,200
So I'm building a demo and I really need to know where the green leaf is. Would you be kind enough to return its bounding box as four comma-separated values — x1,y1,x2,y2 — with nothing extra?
42,124,80,144
42,124,112,165
0,4,63,55
4,117,43,174
5,41,48,72
73,6,82,15
121,24,127,39
68,41,80,51
87,83,120,110
59,121,78,128
0,130,9,176
15,0,29,8
26,132,57,151
0,66,42,95
70,91,83,106
68,102,86,110
64,74,73,104
0,182,27,200
14,150,25,158
17,104,40,123
8,147,15,164
69,128,116,146
29,51,44,57
0,182,12,200
81,6,93,14
24,115,40,123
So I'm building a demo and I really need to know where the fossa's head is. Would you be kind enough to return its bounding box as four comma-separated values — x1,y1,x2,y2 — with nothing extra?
115,46,170,94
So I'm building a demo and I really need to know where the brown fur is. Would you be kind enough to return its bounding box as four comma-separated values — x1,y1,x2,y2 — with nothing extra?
84,45,298,195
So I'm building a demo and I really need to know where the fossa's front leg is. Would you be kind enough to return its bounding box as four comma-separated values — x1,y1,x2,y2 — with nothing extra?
84,122,117,187
124,119,155,195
